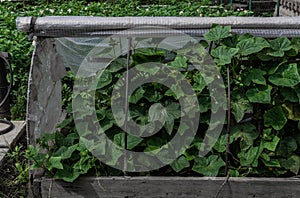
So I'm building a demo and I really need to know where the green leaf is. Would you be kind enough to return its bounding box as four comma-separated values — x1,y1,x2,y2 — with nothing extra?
37,133,56,144
96,71,112,89
114,132,143,150
169,84,185,99
280,155,300,174
165,102,181,119
199,40,209,48
267,50,284,57
231,93,253,123
222,33,239,48
257,51,274,61
211,46,238,65
237,37,269,56
262,128,273,141
93,138,106,155
261,157,281,168
55,166,80,182
246,85,272,104
192,73,207,92
231,123,259,149
269,64,300,87
282,104,300,121
192,155,225,176
291,37,300,50
241,68,267,86
296,87,300,103
198,97,211,113
107,58,126,72
57,117,73,129
213,132,233,152
269,37,292,51
264,106,287,130
54,144,78,160
76,122,90,136
148,103,167,122
105,146,123,167
228,169,240,177
129,87,145,104
277,137,297,157
132,48,165,64
145,137,165,152
73,155,92,174
170,155,190,172
169,55,188,69
144,87,163,102
46,156,63,171
204,25,232,41
164,102,181,135
79,137,95,151
156,146,177,165
134,48,165,56
164,118,174,135
238,146,261,167
136,63,160,75
62,144,78,159
286,47,298,57
267,37,292,57
280,87,299,102
262,136,280,152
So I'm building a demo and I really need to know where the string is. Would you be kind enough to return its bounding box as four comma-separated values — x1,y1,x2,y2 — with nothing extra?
123,37,132,176
215,66,231,198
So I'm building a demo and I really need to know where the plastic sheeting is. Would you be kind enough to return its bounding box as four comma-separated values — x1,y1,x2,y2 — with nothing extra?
55,32,202,74
17,16,300,38
17,16,300,72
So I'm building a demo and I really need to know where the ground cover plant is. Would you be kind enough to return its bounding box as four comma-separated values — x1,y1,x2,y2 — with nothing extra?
26,25,300,182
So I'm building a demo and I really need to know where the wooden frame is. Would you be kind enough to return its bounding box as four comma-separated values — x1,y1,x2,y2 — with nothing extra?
16,16,300,198
39,177,300,198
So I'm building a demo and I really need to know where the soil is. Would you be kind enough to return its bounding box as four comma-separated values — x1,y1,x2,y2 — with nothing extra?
0,133,28,197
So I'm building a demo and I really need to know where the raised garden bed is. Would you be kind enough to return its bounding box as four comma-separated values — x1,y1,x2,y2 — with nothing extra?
17,16,300,197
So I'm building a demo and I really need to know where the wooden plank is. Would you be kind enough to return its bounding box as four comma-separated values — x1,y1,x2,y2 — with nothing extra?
26,38,65,146
0,121,25,148
39,177,300,198
0,121,25,164
0,148,9,163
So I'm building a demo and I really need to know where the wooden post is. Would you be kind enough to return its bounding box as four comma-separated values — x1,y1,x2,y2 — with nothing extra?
26,37,66,197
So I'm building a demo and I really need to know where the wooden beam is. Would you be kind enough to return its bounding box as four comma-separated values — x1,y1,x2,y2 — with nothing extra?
0,121,25,149
39,176,300,198
0,121,25,164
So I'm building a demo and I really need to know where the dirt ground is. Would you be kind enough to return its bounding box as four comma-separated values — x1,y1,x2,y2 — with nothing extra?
0,133,28,197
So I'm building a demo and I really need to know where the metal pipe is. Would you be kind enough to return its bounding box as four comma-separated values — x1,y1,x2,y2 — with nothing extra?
276,0,280,16
249,0,252,12
0,52,11,120
0,52,14,135
16,16,300,35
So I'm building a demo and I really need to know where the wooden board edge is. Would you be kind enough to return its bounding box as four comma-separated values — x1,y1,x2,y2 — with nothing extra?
37,176,300,198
